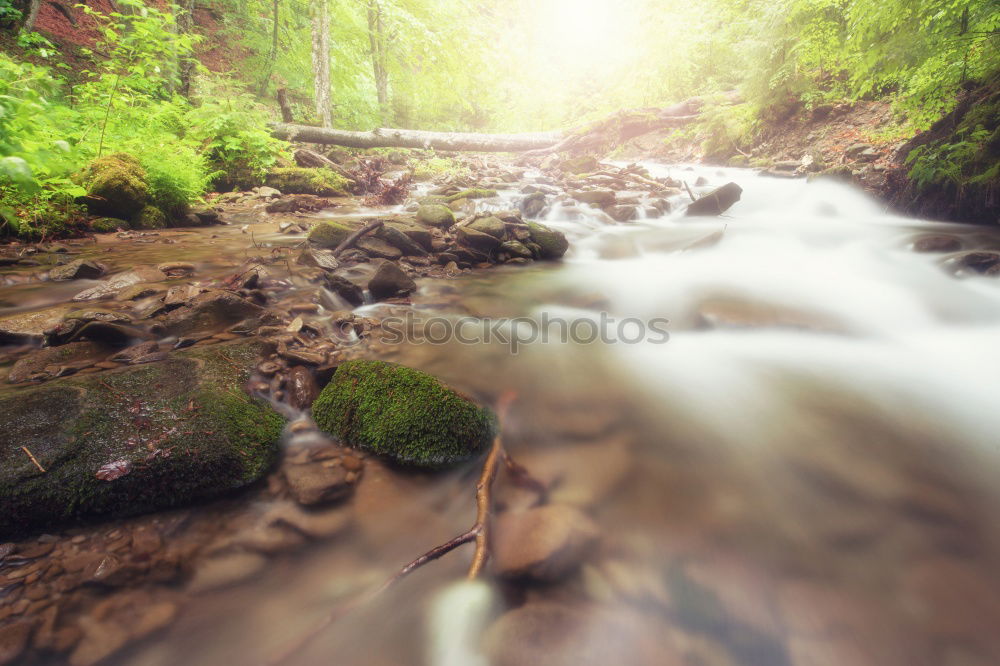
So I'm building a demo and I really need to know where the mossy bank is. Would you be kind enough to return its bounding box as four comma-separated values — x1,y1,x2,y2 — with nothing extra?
312,360,496,469
0,341,284,538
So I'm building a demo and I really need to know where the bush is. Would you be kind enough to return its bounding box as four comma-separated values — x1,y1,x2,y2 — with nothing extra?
185,84,289,191
0,187,88,240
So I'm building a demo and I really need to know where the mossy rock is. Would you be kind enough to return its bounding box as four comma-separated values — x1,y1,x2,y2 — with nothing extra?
445,188,498,203
308,220,354,248
312,360,496,469
384,221,433,251
265,167,350,196
0,341,283,538
90,217,130,233
78,153,150,219
468,215,506,239
132,205,167,230
526,221,569,259
416,204,456,228
558,155,599,174
417,195,449,206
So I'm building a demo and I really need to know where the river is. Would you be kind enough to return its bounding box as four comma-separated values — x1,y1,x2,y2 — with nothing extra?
6,163,1000,666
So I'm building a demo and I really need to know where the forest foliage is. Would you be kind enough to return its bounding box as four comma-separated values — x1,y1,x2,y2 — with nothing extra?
0,0,997,235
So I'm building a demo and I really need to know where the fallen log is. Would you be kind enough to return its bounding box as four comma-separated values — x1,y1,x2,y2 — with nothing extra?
271,91,741,155
272,125,563,152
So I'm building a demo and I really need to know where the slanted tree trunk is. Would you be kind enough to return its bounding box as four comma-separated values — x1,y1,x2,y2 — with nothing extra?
367,0,389,121
23,0,41,31
272,124,564,152
311,0,332,128
294,148,355,181
257,0,280,96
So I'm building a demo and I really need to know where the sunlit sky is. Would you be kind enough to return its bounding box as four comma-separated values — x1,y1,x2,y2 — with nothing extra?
535,0,638,79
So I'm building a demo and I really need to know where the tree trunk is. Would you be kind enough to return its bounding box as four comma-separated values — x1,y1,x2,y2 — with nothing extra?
272,124,563,152
294,148,355,181
271,93,740,154
177,0,195,99
311,0,332,128
367,0,389,121
257,0,280,96
23,0,41,31
277,87,295,123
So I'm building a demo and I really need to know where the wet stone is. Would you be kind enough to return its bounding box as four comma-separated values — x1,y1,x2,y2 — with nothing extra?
493,504,600,581
187,552,267,594
912,234,962,253
0,619,33,666
283,461,353,506
49,259,106,282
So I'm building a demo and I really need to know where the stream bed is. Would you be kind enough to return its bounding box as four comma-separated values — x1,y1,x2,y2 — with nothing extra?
3,163,1000,666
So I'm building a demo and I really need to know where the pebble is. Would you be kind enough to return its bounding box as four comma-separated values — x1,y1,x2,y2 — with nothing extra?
484,602,681,666
187,552,267,595
492,504,600,581
283,462,353,506
0,620,33,666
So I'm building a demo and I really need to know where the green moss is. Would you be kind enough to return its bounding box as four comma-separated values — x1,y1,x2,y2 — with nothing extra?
418,195,449,206
132,205,167,230
445,188,498,203
558,155,599,174
265,167,350,196
78,153,151,219
416,203,455,228
0,342,283,537
307,220,354,248
526,221,569,259
410,157,472,181
91,216,130,233
312,360,496,469
468,216,506,238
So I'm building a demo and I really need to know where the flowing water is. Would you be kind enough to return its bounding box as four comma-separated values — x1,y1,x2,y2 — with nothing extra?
9,165,1000,665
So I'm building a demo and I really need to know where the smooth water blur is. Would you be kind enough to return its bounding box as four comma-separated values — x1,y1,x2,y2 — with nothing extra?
129,166,1000,666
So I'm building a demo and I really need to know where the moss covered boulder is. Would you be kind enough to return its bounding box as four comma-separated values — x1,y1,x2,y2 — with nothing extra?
78,153,151,219
91,217,130,233
312,360,496,469
445,188,498,203
265,167,350,196
308,220,354,248
0,341,284,538
416,204,456,228
526,221,569,259
132,205,167,230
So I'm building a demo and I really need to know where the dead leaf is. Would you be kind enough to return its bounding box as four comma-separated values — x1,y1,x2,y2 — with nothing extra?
95,459,133,481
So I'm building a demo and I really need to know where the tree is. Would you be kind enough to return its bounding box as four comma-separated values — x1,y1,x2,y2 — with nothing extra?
177,0,196,98
257,0,280,96
22,0,39,32
311,0,332,128
367,0,389,121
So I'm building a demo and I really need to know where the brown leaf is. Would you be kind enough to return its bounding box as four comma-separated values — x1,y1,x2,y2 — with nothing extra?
95,459,133,481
